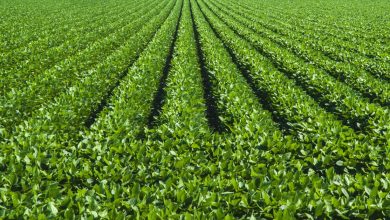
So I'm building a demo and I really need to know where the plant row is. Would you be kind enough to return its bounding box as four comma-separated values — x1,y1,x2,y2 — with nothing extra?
1,0,150,96
219,0,390,81
0,1,106,52
0,0,172,134
0,0,182,217
202,0,389,143
240,0,390,52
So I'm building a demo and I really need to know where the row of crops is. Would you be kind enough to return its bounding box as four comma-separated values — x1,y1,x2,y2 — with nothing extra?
1,0,389,218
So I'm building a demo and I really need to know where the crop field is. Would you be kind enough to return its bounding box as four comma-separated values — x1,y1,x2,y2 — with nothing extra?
1,0,390,218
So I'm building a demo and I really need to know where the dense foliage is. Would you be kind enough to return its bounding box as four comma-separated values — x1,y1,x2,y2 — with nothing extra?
1,0,389,218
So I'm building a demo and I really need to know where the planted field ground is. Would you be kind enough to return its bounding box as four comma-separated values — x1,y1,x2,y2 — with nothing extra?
0,0,389,218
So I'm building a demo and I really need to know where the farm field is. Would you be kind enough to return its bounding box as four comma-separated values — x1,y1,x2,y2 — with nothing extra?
0,0,390,218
